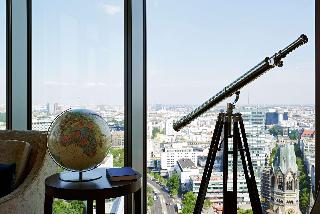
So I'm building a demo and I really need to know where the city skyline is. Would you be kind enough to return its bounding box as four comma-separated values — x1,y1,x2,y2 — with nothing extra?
2,95,314,213
146,103,315,213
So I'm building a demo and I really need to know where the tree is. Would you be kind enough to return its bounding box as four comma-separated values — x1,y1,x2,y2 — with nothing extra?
152,127,161,139
294,143,311,213
269,144,279,166
154,173,160,181
167,173,180,196
181,191,212,213
147,186,154,208
151,172,167,185
268,125,283,137
238,208,253,214
182,192,196,214
300,189,309,209
53,200,85,214
147,185,153,194
109,148,124,167
289,130,300,140
160,176,167,186
203,199,212,209
147,194,154,208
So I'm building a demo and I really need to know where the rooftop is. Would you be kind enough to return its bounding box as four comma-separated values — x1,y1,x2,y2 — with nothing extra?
301,130,315,138
177,158,197,171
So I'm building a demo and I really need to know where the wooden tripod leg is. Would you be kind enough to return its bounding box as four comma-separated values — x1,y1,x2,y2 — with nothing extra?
193,113,224,214
222,119,230,212
233,118,238,205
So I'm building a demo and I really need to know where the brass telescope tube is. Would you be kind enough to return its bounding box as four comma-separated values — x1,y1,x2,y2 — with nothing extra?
173,34,308,132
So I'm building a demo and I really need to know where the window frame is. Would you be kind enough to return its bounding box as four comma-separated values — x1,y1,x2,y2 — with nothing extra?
315,0,320,194
6,0,147,212
4,0,319,211
6,0,11,129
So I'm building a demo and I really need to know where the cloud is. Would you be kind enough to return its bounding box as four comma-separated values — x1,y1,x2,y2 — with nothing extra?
101,4,121,15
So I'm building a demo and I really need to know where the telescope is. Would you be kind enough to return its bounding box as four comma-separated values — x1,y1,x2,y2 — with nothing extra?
173,34,308,132
172,34,308,214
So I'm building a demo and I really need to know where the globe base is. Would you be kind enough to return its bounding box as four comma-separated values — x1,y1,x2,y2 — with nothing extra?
59,170,102,182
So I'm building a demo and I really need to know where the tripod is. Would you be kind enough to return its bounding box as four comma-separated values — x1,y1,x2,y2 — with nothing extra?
193,101,262,214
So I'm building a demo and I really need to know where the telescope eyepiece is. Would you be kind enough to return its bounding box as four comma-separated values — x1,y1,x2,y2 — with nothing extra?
300,34,308,43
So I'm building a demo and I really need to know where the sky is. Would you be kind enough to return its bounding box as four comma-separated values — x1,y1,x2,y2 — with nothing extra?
0,0,316,106
147,0,315,105
32,0,124,106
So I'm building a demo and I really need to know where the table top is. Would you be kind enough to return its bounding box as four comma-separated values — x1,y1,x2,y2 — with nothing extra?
45,167,142,200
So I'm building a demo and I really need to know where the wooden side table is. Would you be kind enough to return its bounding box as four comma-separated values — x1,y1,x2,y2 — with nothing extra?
44,168,142,214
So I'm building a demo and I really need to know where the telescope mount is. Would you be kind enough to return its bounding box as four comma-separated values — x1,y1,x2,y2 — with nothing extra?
193,91,263,214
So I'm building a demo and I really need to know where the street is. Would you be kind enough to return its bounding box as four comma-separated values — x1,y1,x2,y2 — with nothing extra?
147,178,178,214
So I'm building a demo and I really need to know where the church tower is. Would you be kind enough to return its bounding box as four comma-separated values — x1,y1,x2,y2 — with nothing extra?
270,143,299,214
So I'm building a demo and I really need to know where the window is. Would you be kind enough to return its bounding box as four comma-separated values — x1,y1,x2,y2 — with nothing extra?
278,175,283,191
32,0,124,213
287,179,293,191
1,0,145,212
147,1,315,213
0,0,5,130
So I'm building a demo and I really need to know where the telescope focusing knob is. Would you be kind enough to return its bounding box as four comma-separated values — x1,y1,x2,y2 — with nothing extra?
277,61,283,67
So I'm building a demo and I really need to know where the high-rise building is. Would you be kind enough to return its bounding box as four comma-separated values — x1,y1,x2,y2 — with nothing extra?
46,102,50,114
160,143,198,172
283,112,289,121
53,102,62,114
261,157,272,213
174,158,199,192
266,111,279,125
240,107,268,191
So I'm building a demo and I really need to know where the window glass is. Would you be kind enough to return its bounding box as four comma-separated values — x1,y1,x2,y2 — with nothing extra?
147,1,315,213
0,0,6,130
33,0,124,213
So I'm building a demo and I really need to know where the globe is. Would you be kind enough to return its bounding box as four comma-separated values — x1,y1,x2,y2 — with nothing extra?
47,109,112,172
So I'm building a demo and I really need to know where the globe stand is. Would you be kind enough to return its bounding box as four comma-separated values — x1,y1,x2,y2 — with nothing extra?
59,170,102,182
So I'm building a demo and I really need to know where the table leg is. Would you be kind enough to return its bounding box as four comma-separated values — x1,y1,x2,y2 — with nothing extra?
134,188,141,214
44,193,53,214
87,199,93,214
96,198,105,214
